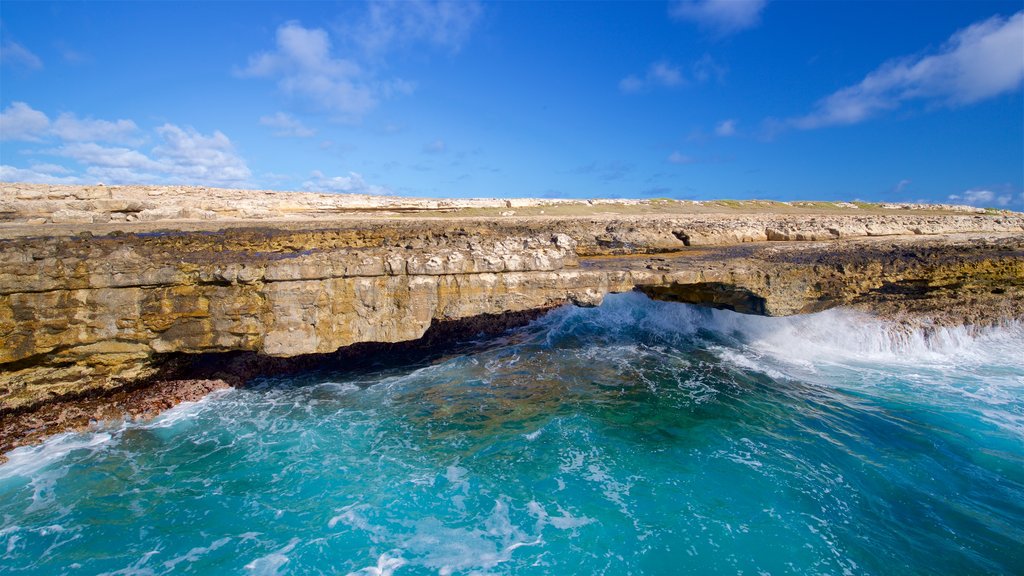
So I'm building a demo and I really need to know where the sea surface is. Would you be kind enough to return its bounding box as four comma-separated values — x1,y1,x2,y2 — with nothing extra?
2,292,1023,575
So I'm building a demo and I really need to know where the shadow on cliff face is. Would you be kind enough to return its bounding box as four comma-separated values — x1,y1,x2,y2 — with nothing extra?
0,308,557,461
155,308,560,390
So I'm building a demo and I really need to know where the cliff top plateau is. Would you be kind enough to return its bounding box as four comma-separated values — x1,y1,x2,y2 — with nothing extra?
0,182,1012,238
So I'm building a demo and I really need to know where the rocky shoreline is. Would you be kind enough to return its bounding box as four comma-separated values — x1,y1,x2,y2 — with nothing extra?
0,307,549,461
2,183,1023,460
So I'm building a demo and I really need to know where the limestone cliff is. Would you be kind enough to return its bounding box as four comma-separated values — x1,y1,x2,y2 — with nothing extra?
2,184,1023,415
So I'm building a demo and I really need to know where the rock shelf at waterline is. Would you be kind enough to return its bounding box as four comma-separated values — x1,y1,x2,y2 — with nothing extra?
1,183,1023,452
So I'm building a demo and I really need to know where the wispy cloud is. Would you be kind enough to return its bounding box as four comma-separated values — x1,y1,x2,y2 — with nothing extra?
667,151,731,165
423,139,446,154
352,0,483,56
0,163,81,185
260,112,316,137
891,179,912,194
620,55,723,93
667,151,697,164
302,170,391,195
691,54,727,83
0,39,43,69
715,119,737,136
949,188,1013,207
55,142,156,170
620,61,683,93
668,0,768,35
793,11,1024,129
570,161,634,181
53,40,91,65
52,113,139,143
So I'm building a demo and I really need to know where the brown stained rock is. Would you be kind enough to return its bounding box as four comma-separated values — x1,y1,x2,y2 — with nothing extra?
0,378,231,464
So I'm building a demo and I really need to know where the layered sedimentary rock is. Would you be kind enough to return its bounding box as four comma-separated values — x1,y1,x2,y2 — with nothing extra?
2,184,1023,415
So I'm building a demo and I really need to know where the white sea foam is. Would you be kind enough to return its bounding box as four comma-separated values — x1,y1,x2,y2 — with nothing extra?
400,499,541,575
244,538,299,576
162,537,232,571
558,291,1023,371
97,549,160,576
706,306,1024,369
0,389,232,483
527,500,595,531
540,291,705,343
0,432,112,481
709,346,789,380
346,552,407,576
137,388,232,430
318,382,361,394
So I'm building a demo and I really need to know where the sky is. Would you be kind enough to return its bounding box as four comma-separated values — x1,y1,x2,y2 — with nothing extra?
1,1,1022,208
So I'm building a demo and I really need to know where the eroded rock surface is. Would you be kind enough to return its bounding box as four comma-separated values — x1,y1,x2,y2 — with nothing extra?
2,184,1023,415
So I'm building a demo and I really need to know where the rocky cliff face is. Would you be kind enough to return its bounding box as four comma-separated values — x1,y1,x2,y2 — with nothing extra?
2,184,1023,415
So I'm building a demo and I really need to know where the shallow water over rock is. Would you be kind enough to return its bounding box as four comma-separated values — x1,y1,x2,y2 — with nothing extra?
2,293,1022,575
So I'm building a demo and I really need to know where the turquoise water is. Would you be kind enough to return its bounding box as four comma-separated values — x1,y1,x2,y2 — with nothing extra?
2,292,1023,575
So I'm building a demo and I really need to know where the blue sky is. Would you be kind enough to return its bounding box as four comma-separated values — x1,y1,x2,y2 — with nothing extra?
1,1,1022,207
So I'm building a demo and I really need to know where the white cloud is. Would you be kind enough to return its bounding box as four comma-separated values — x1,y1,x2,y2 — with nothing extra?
1,103,139,143
691,53,726,83
892,179,912,194
52,113,139,143
423,139,446,153
715,119,737,136
354,0,483,55
650,62,684,87
149,124,252,184
259,112,317,137
238,21,379,119
59,46,90,64
667,151,697,164
40,125,250,186
794,11,1024,129
0,102,50,141
620,61,682,93
949,188,1012,207
0,39,43,69
1,102,252,187
302,170,391,195
669,0,768,35
620,56,723,93
0,163,82,184
618,75,645,94
239,4,482,121
56,142,159,169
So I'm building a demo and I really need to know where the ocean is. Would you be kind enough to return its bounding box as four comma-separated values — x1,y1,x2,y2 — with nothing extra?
1,292,1022,575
